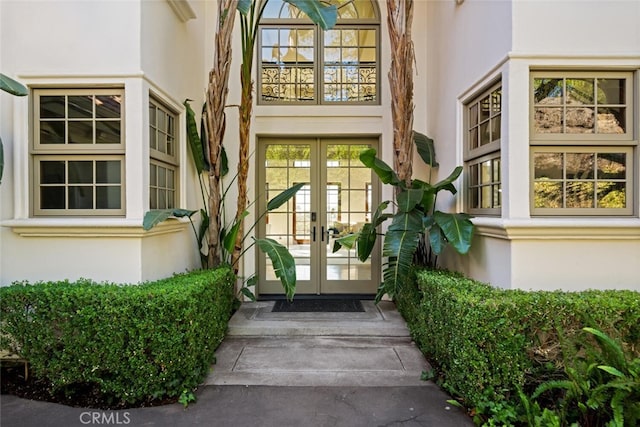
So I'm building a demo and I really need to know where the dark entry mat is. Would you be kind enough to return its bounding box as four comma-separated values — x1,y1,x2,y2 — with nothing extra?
272,299,365,313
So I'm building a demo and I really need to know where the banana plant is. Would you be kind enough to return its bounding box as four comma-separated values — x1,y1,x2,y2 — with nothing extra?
0,73,29,185
143,183,303,301
334,132,474,302
144,100,304,301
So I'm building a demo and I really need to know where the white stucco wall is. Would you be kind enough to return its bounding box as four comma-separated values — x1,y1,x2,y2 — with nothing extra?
428,0,640,292
0,0,205,285
512,0,640,55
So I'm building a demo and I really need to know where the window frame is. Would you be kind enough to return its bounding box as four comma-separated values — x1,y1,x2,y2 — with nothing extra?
257,0,380,105
32,88,126,217
529,71,636,217
530,146,633,216
464,80,502,216
149,94,179,210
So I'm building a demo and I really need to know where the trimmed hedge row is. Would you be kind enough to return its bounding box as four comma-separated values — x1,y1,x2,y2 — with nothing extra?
395,269,640,407
0,267,235,406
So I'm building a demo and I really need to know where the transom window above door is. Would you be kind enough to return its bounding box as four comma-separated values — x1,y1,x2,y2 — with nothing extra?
258,0,380,105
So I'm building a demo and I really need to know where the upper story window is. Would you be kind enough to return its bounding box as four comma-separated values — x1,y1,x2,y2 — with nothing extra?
464,81,502,216
149,96,178,210
33,88,125,216
258,0,380,105
530,71,635,216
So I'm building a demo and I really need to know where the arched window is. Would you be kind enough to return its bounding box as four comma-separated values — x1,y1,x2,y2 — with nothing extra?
258,0,380,104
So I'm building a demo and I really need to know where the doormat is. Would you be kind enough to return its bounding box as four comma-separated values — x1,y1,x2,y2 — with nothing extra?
272,299,365,313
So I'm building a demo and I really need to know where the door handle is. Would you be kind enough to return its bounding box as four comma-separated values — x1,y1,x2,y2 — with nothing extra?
312,226,316,242
321,226,325,242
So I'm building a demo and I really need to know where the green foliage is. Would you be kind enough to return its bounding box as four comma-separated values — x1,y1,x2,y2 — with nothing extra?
0,268,235,407
0,74,28,185
394,269,640,426
178,389,196,408
531,328,640,426
0,73,28,96
145,99,303,299
334,133,474,301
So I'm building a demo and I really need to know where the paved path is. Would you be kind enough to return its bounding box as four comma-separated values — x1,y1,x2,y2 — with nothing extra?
1,300,473,427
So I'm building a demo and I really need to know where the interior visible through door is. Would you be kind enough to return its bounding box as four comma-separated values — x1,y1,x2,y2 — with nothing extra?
258,138,380,296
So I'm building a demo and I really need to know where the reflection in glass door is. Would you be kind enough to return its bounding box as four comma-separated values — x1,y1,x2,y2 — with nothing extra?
258,138,379,296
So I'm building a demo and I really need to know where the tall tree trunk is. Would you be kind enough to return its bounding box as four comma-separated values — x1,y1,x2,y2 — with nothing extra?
206,0,238,267
231,62,253,272
230,10,256,273
387,0,415,186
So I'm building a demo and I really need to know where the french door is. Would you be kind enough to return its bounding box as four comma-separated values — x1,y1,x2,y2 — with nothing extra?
257,138,380,296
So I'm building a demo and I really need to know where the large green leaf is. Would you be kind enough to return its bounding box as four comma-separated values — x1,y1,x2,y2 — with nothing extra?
223,210,249,254
256,238,296,300
381,211,423,295
428,224,445,255
359,148,401,186
237,0,251,15
414,131,438,167
583,327,627,370
143,209,196,231
396,188,424,213
333,233,358,252
285,0,337,30
267,182,305,211
356,223,377,262
355,201,392,261
433,166,463,194
433,211,474,254
0,73,28,97
184,100,208,173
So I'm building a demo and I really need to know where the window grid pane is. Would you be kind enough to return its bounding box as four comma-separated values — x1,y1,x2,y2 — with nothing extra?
465,82,502,215
149,162,177,210
37,158,123,212
533,150,627,210
33,89,125,216
533,76,627,135
530,71,635,216
149,96,179,210
467,156,501,211
38,92,122,146
259,0,379,105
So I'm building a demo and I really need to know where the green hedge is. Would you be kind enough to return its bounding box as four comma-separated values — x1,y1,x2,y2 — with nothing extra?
395,269,640,408
0,267,235,406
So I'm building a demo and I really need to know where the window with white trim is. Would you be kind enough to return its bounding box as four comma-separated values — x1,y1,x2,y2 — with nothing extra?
464,82,502,215
33,89,125,216
530,72,635,215
149,96,178,210
258,0,380,104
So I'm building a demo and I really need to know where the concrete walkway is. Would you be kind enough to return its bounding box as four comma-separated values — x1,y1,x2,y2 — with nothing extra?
1,300,473,427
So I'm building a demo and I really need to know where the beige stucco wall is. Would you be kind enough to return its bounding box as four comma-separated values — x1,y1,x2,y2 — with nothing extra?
0,0,205,284
1,0,638,291
427,0,640,291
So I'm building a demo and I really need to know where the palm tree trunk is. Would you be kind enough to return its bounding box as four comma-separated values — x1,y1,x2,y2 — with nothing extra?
231,70,253,272
206,0,238,267
387,0,415,186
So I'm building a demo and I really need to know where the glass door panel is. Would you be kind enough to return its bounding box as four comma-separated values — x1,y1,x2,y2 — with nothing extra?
322,143,375,293
258,138,378,296
260,142,315,293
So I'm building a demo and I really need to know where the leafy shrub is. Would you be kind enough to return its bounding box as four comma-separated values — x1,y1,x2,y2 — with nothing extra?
0,267,235,406
530,327,640,426
395,269,639,424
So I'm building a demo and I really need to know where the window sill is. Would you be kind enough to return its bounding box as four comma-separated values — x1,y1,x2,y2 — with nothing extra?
2,218,189,238
472,217,640,240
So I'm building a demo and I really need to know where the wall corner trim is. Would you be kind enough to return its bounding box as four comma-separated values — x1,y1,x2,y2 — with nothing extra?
167,0,197,22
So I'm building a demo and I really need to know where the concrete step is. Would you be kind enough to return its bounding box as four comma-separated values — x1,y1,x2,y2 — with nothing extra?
227,300,411,337
205,336,431,387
